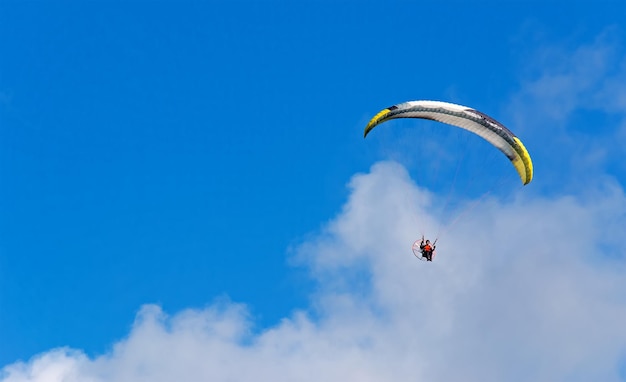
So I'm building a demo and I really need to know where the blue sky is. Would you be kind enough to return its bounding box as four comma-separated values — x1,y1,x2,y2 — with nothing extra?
2,1,626,380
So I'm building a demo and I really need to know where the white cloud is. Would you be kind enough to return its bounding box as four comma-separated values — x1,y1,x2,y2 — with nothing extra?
3,161,626,382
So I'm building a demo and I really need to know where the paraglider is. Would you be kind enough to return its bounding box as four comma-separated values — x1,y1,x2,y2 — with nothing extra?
364,100,534,262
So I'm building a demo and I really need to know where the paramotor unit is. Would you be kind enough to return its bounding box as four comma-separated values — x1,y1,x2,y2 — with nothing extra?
412,239,434,261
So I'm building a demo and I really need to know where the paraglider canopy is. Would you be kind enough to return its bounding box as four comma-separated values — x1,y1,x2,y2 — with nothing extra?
364,100,533,185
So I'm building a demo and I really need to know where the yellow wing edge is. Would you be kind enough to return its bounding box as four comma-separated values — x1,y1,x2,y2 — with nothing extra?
364,109,392,138
513,137,533,185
